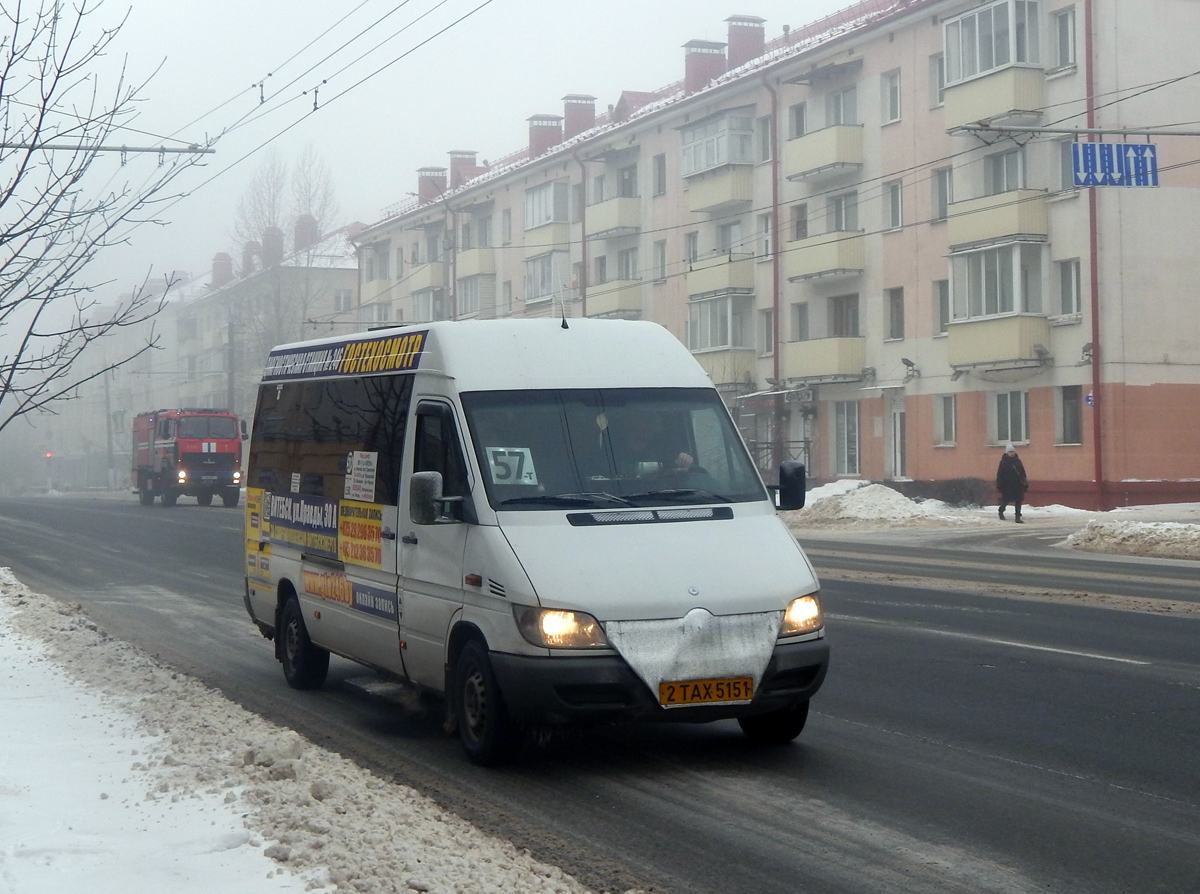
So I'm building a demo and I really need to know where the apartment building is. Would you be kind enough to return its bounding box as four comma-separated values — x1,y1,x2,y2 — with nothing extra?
353,0,1200,508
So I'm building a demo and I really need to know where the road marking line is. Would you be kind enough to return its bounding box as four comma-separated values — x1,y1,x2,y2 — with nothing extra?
828,613,1151,665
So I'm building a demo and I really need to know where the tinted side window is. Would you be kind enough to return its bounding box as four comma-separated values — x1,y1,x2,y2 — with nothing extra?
248,374,413,504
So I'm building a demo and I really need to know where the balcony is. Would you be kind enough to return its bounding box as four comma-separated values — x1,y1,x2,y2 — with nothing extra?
455,247,495,279
947,314,1052,369
781,337,867,381
691,348,757,388
686,253,755,297
686,165,754,214
586,279,643,317
944,66,1044,132
784,125,864,183
525,221,571,259
585,197,641,239
407,262,445,293
784,231,865,282
947,190,1047,248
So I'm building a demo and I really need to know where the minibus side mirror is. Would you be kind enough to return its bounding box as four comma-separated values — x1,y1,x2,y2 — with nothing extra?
410,471,442,525
777,461,806,511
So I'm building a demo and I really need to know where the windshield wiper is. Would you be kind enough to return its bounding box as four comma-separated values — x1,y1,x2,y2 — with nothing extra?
626,488,733,504
499,492,637,508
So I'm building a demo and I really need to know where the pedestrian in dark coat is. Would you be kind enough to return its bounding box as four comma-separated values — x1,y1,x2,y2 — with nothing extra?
996,442,1028,522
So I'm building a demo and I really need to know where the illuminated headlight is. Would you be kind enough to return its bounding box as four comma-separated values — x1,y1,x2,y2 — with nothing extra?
779,593,822,637
233,471,242,482
514,606,609,649
176,470,187,482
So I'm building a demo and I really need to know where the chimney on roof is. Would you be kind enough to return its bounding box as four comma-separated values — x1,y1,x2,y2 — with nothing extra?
294,214,320,251
684,40,727,94
417,166,448,204
262,226,284,267
726,16,766,68
212,252,233,288
241,241,260,277
528,114,564,157
562,94,597,139
449,151,483,189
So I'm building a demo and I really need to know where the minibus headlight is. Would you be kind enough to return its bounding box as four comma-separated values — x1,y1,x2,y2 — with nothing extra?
780,593,822,637
514,606,609,649
177,470,187,482
233,471,242,482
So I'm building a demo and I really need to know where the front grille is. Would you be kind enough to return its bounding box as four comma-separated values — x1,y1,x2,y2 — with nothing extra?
181,452,236,470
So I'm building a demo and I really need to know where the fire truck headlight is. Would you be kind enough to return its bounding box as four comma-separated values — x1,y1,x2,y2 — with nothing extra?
177,470,187,482
233,471,242,482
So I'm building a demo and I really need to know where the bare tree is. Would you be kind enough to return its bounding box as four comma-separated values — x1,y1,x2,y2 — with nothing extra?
290,142,340,235
0,0,209,436
232,148,289,255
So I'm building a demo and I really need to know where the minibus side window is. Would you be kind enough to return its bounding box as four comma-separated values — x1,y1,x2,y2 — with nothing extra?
414,402,470,521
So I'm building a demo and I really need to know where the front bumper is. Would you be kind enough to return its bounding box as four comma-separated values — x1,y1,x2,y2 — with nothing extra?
489,638,829,726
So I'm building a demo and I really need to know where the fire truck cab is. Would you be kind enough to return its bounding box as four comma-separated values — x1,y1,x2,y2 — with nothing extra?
133,408,246,507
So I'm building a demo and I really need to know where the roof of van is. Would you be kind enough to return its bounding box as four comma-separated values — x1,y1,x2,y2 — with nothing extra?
262,318,715,392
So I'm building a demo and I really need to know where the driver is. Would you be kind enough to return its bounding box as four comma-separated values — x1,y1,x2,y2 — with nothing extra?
616,408,694,478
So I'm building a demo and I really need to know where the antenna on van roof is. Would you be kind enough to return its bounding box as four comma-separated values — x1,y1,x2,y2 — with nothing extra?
560,299,569,329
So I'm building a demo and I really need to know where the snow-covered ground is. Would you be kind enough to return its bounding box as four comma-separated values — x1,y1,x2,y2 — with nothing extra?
2,485,1197,892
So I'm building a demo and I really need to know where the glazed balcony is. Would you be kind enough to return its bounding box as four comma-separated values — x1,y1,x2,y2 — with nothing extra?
784,231,865,282
944,66,1044,132
686,253,756,297
784,125,864,183
781,337,866,380
686,165,754,214
947,190,1048,248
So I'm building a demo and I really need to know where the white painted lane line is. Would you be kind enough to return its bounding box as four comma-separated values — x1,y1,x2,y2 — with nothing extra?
828,613,1152,665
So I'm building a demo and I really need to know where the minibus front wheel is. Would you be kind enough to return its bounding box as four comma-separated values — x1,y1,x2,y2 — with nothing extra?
454,639,522,766
737,700,809,745
279,597,329,690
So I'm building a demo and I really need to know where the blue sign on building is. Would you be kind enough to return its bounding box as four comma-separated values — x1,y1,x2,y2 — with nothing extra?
1072,142,1159,188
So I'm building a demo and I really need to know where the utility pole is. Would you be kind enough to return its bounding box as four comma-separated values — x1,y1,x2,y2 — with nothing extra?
104,368,114,490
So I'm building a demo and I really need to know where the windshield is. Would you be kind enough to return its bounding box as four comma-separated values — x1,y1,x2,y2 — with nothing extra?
177,415,238,439
461,388,766,510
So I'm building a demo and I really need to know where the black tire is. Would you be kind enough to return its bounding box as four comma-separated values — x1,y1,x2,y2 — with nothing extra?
222,488,240,508
196,492,213,507
138,477,154,506
161,488,178,507
455,639,522,766
279,597,329,690
738,701,809,745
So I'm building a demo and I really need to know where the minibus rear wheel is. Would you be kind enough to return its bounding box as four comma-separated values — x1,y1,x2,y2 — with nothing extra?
279,597,329,690
454,640,522,766
738,701,809,745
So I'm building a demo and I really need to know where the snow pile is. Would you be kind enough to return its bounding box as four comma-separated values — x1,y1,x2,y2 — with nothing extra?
782,482,982,527
1064,520,1200,561
0,569,596,894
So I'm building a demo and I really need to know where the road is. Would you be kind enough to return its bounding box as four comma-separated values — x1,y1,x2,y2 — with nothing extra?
1,494,1198,893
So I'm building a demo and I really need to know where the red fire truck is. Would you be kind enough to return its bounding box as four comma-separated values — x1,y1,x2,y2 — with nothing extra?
132,408,246,507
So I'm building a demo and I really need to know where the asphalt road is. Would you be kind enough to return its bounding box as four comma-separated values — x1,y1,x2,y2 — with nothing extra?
1,494,1198,893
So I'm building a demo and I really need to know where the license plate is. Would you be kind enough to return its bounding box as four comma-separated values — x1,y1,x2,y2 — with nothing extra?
659,677,753,707
202,475,218,480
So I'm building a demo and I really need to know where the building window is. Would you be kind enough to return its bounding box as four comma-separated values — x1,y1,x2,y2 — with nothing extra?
756,116,772,162
717,220,743,254
1059,384,1083,444
414,289,444,322
618,164,638,198
411,241,421,265
377,250,390,281
758,308,775,356
680,113,754,176
882,70,902,123
500,280,513,316
936,395,957,445
788,102,808,139
934,279,951,334
426,233,441,263
995,390,1029,443
592,173,606,204
501,209,512,244
886,287,905,340
985,148,1023,195
525,252,569,302
364,255,375,283
826,86,858,126
758,213,772,258
1058,258,1082,315
1058,139,1078,190
933,167,953,221
929,53,946,107
459,222,472,252
684,231,700,263
653,240,667,281
458,277,480,316
687,294,753,351
834,401,860,475
884,180,903,230
477,215,492,248
395,247,404,278
360,300,391,324
593,255,608,286
525,181,569,229
830,294,860,338
790,203,809,241
945,0,1041,85
951,244,1043,319
828,191,859,232
616,247,639,281
790,302,809,342
653,153,667,196
1054,6,1076,68
333,289,354,314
